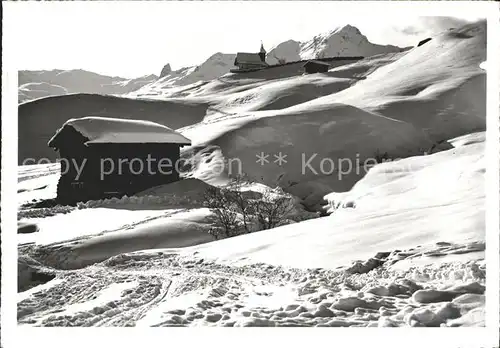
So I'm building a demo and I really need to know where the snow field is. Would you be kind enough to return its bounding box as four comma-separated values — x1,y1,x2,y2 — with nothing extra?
17,247,485,327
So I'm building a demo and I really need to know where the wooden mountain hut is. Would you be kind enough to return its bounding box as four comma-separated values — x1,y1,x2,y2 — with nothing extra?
302,60,331,74
48,116,191,204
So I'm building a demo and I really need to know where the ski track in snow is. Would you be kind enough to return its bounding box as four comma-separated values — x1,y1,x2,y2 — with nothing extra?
18,243,485,327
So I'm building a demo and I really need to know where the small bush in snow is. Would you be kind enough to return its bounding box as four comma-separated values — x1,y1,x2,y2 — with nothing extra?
203,186,242,238
252,187,295,230
373,149,391,164
203,175,298,239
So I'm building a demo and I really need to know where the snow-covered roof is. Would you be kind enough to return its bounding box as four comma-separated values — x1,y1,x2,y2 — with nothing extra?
303,60,331,67
235,53,267,66
48,116,191,148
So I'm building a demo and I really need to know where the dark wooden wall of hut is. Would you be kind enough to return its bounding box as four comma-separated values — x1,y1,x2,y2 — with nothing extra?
55,131,184,203
304,62,330,74
86,142,182,193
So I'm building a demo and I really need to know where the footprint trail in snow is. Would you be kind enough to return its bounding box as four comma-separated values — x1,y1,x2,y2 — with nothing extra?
18,244,485,327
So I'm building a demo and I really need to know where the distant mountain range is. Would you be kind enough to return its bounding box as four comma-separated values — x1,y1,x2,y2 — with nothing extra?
131,25,410,98
18,70,158,103
19,25,411,103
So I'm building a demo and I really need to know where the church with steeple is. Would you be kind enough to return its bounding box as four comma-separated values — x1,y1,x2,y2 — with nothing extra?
232,42,269,72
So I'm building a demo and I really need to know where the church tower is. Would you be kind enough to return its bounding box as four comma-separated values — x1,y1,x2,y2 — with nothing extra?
258,41,266,63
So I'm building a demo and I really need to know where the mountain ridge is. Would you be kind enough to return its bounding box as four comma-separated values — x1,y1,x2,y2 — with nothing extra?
18,69,158,104
19,24,410,103
267,24,410,65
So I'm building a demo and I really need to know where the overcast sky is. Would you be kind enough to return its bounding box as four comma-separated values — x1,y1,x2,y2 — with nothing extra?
4,1,484,78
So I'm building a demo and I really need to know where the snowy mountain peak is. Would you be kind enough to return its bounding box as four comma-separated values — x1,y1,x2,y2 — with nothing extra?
203,52,236,65
335,24,363,36
133,53,237,93
142,74,159,80
266,25,403,65
208,52,227,59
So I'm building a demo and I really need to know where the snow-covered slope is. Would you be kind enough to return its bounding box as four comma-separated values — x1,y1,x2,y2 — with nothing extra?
17,131,487,327
18,82,69,103
179,131,485,269
130,53,237,97
266,25,408,65
18,69,158,103
176,21,485,209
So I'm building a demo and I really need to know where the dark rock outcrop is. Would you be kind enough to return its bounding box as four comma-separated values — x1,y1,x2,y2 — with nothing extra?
160,63,172,78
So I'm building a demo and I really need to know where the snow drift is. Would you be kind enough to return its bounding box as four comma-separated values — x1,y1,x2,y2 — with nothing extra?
169,131,486,269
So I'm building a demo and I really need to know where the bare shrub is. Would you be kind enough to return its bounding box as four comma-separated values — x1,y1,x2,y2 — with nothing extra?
373,149,391,164
224,175,256,233
253,187,295,230
203,176,299,239
203,186,241,238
